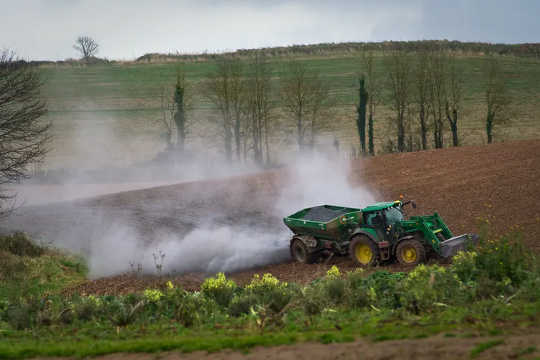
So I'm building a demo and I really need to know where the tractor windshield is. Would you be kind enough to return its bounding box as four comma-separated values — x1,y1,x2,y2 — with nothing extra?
385,207,404,225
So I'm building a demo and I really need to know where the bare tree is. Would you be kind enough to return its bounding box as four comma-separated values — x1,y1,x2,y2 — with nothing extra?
0,51,50,214
244,53,273,164
73,36,99,59
155,66,193,152
413,49,431,150
484,56,510,144
361,50,380,156
280,60,330,151
445,52,463,146
205,57,244,162
385,49,413,152
356,76,368,154
156,84,175,150
173,67,191,152
427,47,447,149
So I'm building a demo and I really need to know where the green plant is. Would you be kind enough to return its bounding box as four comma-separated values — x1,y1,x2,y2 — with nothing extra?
399,265,465,313
107,298,145,327
200,273,236,307
244,274,294,313
0,232,44,257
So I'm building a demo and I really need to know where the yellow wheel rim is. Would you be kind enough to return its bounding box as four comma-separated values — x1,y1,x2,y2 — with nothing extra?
355,244,373,265
402,246,417,263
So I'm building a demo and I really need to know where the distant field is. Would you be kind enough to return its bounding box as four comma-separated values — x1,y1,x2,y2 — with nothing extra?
39,53,540,169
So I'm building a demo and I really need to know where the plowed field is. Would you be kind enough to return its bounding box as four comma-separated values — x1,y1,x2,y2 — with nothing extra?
4,140,540,295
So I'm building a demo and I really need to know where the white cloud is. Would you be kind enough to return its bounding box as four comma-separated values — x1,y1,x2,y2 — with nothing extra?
0,0,537,60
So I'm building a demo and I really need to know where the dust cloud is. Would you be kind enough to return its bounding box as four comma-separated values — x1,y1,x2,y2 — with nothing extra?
79,152,376,278
3,105,376,277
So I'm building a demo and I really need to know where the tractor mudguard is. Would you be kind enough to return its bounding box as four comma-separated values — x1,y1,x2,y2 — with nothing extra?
439,233,479,258
291,235,318,250
350,229,377,244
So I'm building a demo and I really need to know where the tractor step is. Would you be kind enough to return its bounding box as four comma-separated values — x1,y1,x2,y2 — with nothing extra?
439,233,479,258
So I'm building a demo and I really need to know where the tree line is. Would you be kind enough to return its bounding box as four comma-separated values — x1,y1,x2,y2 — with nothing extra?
159,48,510,163
0,46,512,213
136,40,540,63
158,54,333,165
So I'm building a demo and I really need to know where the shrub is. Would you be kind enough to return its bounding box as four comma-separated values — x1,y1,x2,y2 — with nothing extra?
229,292,259,317
5,297,43,330
344,270,403,309
474,234,530,287
72,295,103,321
399,265,465,313
452,250,478,283
105,297,145,327
0,232,44,257
244,274,293,313
200,273,236,307
0,251,27,282
301,283,328,318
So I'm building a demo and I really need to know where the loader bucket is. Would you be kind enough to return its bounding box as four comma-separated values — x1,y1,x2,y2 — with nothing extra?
439,233,478,258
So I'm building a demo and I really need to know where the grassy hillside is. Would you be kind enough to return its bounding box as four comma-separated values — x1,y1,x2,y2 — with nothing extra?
39,51,540,170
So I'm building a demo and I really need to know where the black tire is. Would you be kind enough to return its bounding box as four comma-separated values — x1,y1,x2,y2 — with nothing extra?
349,235,379,267
290,239,317,264
395,239,426,266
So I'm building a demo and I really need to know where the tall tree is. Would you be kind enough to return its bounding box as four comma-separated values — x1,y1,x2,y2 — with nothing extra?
245,53,273,164
356,76,368,154
414,49,431,150
73,36,99,59
157,84,175,150
362,50,380,156
427,47,447,149
0,51,50,214
386,49,413,152
280,60,329,151
205,57,244,162
484,56,510,144
445,52,463,146
173,68,187,151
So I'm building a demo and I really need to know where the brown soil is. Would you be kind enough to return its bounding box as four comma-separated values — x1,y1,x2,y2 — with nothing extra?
6,140,540,295
39,332,540,360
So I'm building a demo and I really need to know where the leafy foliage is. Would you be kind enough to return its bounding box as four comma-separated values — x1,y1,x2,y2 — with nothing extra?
200,272,237,307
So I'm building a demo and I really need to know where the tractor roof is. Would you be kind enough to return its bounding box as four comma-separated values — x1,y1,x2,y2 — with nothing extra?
361,201,399,212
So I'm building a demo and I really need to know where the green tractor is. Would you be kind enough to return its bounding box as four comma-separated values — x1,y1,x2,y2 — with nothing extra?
283,200,477,266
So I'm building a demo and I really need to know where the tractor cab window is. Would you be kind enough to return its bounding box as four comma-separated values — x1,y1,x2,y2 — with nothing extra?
366,211,383,227
385,207,404,225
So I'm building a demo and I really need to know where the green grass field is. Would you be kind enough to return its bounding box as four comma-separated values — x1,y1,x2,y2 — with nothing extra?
38,52,540,169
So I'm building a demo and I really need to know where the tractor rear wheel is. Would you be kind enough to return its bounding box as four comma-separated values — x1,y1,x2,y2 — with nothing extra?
396,239,426,266
349,235,378,267
290,239,317,264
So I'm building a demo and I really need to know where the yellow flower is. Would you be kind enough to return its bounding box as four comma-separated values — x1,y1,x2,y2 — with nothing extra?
166,281,174,289
143,289,163,302
326,265,341,278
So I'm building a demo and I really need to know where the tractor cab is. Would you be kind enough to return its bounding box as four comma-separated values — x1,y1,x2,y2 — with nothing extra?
362,200,411,233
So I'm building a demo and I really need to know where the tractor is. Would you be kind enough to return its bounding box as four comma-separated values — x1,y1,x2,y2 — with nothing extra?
283,200,477,266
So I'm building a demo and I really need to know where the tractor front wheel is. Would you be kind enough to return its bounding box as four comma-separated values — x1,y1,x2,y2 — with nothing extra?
290,239,317,264
349,235,378,267
396,239,426,266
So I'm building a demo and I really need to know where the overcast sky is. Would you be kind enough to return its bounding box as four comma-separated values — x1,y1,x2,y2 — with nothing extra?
1,0,539,61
